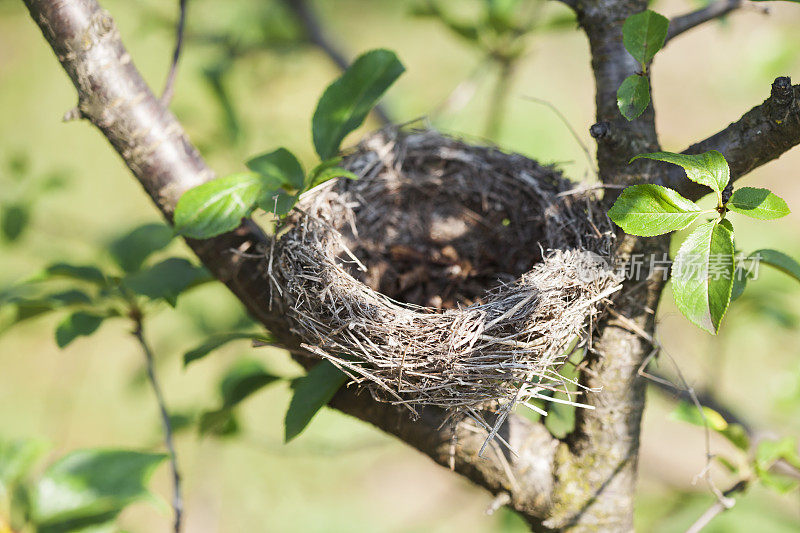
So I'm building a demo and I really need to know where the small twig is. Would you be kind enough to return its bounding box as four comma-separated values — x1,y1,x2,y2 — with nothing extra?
665,0,743,44
160,0,188,105
132,315,183,533
684,480,747,533
485,60,516,139
522,95,599,179
485,492,511,515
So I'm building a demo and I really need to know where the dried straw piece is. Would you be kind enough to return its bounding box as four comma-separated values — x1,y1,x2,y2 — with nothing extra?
267,129,621,423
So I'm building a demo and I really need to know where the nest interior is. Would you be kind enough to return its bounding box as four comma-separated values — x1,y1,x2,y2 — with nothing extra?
269,129,620,419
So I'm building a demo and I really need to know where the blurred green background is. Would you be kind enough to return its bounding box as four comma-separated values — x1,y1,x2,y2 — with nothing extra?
1,0,800,531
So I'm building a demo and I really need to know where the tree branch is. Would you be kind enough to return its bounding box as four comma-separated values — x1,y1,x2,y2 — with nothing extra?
665,0,742,45
660,77,800,201
21,0,557,525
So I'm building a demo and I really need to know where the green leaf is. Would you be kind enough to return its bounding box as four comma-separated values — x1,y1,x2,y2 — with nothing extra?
198,409,240,438
256,189,298,217
218,359,282,408
669,400,729,431
607,184,703,236
1,202,31,243
305,159,359,191
751,248,800,283
246,148,305,191
184,332,274,366
727,187,790,219
631,151,730,201
32,263,107,286
756,437,800,470
0,439,48,488
730,266,748,301
108,223,174,273
671,220,735,334
173,173,262,239
312,49,405,160
622,10,669,65
616,75,650,121
122,258,211,306
31,450,166,530
55,312,106,348
285,361,347,442
721,423,751,452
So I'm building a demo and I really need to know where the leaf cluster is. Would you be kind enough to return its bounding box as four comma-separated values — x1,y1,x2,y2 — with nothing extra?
174,49,404,240
608,151,796,334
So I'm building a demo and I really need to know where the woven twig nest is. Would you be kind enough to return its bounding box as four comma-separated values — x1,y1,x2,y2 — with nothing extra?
268,129,621,423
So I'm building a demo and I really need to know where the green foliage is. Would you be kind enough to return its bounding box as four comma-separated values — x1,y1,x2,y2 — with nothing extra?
174,48,403,240
312,49,405,160
54,311,107,348
607,184,704,236
617,10,668,120
608,150,794,334
34,263,107,286
672,220,735,334
631,151,730,203
727,187,791,219
622,10,669,66
669,400,750,451
108,223,174,273
1,203,30,243
755,437,800,493
285,361,347,442
30,449,166,532
246,148,305,191
122,258,211,306
199,359,283,437
616,75,651,121
183,332,275,366
173,173,263,239
753,248,800,283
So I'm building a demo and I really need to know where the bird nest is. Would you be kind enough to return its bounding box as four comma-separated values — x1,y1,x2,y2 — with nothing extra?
267,129,621,425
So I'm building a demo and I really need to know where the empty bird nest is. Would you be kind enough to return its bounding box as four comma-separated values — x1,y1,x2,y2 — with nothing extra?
266,128,621,427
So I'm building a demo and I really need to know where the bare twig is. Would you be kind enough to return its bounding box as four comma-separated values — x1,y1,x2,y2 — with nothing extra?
132,315,182,533
684,480,747,533
665,0,743,44
161,0,187,105
523,95,598,179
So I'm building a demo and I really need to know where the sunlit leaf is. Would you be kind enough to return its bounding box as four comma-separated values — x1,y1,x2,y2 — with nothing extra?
312,49,405,160
671,220,735,334
631,151,730,200
617,75,650,120
285,361,347,442
727,187,790,219
173,173,262,239
669,400,728,431
607,184,703,236
622,10,669,65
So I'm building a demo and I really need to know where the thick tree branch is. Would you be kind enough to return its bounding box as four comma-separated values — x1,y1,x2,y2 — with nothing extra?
665,0,742,44
660,77,800,201
22,0,557,525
